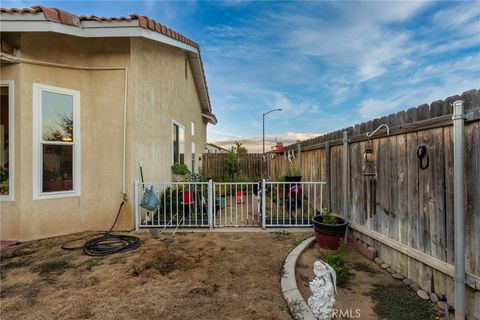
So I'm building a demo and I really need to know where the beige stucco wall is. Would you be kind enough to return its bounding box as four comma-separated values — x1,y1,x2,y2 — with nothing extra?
0,32,208,241
127,37,208,187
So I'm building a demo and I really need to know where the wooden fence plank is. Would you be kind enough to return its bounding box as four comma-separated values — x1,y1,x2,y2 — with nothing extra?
465,122,480,276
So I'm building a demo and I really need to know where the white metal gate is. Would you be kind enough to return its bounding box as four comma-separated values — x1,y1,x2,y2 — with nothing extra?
135,180,325,230
213,182,260,227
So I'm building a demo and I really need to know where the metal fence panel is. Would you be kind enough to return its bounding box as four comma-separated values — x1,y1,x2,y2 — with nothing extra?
135,180,326,229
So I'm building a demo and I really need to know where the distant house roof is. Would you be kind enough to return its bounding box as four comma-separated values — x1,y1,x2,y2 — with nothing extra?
205,143,228,151
0,5,217,124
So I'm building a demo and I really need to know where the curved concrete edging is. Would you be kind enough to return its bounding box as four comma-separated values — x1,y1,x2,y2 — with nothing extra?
281,236,317,320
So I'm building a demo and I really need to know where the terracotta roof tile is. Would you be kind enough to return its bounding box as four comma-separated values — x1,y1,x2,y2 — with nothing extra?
1,6,200,49
0,5,213,118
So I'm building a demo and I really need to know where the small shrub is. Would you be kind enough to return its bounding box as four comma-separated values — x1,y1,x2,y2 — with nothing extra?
285,164,301,177
322,242,352,286
322,208,338,225
226,149,240,179
171,163,190,175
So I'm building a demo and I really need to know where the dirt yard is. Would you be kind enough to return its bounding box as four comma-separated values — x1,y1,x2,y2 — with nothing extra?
296,244,441,320
0,231,311,320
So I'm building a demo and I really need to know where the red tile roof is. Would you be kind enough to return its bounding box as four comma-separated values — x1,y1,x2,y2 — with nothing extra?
0,5,215,121
0,5,200,49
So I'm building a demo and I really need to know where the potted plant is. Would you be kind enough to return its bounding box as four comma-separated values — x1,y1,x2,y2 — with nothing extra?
312,208,349,250
285,164,301,182
171,163,190,182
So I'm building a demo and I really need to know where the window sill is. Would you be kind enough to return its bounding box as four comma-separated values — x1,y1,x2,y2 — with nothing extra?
33,190,80,200
0,195,15,202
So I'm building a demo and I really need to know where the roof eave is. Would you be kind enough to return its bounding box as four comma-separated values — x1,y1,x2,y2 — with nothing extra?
0,15,215,120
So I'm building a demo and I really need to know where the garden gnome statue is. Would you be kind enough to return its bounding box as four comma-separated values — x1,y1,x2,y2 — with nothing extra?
308,261,337,320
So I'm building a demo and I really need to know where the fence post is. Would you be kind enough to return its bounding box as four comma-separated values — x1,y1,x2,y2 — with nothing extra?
208,179,213,230
325,141,331,209
262,179,266,228
342,131,349,219
453,100,465,320
134,180,140,231
297,143,302,173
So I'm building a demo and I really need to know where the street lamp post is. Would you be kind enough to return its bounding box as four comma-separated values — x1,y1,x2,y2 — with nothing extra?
262,108,282,178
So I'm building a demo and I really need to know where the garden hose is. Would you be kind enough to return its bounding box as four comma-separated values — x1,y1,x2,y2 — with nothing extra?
62,200,141,256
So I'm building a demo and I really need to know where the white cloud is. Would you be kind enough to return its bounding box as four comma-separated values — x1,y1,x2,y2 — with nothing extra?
358,73,480,119
199,1,478,140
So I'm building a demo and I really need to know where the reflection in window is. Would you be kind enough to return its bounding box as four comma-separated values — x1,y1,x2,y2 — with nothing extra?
42,145,73,192
172,122,185,165
42,91,73,142
38,87,77,194
0,86,10,196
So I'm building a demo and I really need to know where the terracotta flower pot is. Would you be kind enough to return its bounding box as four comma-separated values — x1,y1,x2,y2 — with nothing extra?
235,191,244,204
312,214,348,250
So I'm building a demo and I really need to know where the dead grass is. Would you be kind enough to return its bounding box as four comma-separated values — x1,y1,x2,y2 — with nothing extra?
32,259,71,275
0,231,310,320
352,262,379,274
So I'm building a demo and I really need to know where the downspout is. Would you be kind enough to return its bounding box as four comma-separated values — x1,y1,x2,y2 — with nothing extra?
3,54,129,200
452,100,465,320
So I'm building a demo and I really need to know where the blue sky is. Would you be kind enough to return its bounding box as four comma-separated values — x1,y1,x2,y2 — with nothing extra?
4,0,480,151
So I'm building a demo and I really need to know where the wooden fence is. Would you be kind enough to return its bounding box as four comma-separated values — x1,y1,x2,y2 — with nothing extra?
267,89,480,316
202,153,262,180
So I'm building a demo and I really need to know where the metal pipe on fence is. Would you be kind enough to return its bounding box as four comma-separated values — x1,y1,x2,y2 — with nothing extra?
342,131,349,219
452,100,466,320
208,179,213,230
262,179,266,228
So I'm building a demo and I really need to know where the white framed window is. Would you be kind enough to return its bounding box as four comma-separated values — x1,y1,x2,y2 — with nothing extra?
33,83,81,200
191,121,195,136
0,80,14,201
172,120,185,165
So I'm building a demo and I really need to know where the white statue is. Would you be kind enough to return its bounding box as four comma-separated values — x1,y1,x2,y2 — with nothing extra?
308,261,337,320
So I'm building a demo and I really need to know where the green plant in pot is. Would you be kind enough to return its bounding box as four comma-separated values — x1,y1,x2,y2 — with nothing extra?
171,163,190,182
312,208,349,250
285,163,301,182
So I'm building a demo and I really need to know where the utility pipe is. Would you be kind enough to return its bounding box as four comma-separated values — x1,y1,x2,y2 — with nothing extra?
262,108,282,178
4,54,129,200
452,100,465,320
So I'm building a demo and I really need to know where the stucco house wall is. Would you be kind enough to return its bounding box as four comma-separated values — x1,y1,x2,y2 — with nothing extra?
128,37,207,186
0,27,211,240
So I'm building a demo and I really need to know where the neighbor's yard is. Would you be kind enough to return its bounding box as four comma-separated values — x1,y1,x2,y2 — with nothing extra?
0,231,310,320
